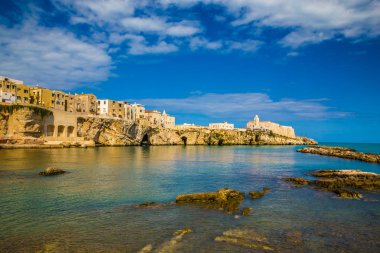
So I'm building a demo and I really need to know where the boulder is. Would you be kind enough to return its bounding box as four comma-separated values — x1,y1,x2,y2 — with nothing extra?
39,167,65,176
133,202,161,208
176,188,245,213
249,187,270,199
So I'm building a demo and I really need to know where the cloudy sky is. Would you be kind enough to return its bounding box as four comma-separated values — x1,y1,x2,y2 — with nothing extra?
1,0,379,142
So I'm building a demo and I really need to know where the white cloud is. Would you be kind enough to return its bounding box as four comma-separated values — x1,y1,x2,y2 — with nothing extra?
280,29,333,48
128,39,178,55
121,17,167,32
226,40,262,52
159,0,380,47
0,22,112,89
189,37,222,50
138,93,348,121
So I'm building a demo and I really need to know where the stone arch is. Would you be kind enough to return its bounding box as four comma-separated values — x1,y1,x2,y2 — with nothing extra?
249,138,253,145
67,126,75,137
57,125,65,137
218,139,224,146
141,133,150,146
181,136,187,146
46,125,55,137
255,135,260,142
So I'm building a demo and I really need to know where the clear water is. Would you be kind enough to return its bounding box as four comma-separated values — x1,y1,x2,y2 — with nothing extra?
0,145,379,252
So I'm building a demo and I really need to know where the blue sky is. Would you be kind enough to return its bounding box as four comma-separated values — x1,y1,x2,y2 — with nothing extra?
1,0,379,143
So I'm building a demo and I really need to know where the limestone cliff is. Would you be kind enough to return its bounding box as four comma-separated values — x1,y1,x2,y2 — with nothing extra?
0,105,317,146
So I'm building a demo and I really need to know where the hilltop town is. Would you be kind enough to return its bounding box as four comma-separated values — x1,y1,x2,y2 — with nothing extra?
0,76,310,147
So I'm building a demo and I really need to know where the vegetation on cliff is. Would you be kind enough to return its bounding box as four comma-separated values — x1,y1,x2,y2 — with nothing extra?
0,104,52,118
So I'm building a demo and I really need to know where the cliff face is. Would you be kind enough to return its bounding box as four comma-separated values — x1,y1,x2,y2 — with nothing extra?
0,106,50,140
77,117,145,145
146,127,316,146
0,105,317,146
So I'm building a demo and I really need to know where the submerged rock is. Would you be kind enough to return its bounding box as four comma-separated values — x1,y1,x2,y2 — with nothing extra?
175,188,245,213
284,169,380,199
333,189,363,199
249,187,270,199
133,202,161,208
284,177,310,186
241,207,253,216
215,228,273,251
286,230,303,245
138,229,192,253
38,167,65,176
297,146,380,163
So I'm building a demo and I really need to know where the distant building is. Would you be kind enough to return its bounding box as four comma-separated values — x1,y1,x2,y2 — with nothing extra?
131,103,146,122
162,110,175,128
30,87,53,108
0,76,29,104
246,115,295,138
209,121,234,130
52,90,66,110
97,99,125,118
175,123,203,129
145,110,162,126
76,94,97,115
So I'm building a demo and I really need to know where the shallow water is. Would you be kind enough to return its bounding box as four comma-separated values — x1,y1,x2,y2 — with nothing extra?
0,145,379,252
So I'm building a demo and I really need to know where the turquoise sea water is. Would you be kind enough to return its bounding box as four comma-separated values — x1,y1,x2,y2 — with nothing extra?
0,144,379,252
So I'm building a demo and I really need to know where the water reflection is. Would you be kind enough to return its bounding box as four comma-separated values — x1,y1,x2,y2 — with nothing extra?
0,145,379,252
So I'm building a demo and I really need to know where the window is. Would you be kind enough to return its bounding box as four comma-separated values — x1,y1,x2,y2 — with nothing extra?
24,90,28,94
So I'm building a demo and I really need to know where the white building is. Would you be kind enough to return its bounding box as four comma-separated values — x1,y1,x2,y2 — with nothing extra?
162,110,175,128
209,121,234,130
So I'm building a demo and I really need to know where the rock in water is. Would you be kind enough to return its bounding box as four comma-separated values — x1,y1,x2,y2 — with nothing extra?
297,146,380,163
284,177,310,186
249,187,270,199
176,188,245,213
39,167,65,176
284,169,380,199
215,228,274,251
241,207,253,216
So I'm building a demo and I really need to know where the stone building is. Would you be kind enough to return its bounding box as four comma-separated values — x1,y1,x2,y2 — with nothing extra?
52,90,66,110
76,94,97,115
97,99,125,118
30,87,53,108
131,103,146,122
162,110,175,128
209,121,234,130
124,103,133,121
0,76,29,104
145,110,162,126
246,115,295,138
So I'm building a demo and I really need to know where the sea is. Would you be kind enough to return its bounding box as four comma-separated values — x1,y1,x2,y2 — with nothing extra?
0,143,379,252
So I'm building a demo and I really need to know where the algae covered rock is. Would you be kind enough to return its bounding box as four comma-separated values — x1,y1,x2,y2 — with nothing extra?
39,167,65,176
241,207,253,216
284,169,380,199
297,146,380,163
176,188,245,212
249,187,270,199
215,228,274,251
284,177,310,186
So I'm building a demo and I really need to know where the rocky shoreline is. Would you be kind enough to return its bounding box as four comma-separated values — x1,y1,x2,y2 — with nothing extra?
285,169,380,199
297,146,380,163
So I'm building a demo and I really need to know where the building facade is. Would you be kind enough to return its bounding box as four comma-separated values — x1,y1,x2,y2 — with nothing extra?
30,87,53,108
246,115,295,138
131,103,146,122
209,122,234,130
97,99,125,118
